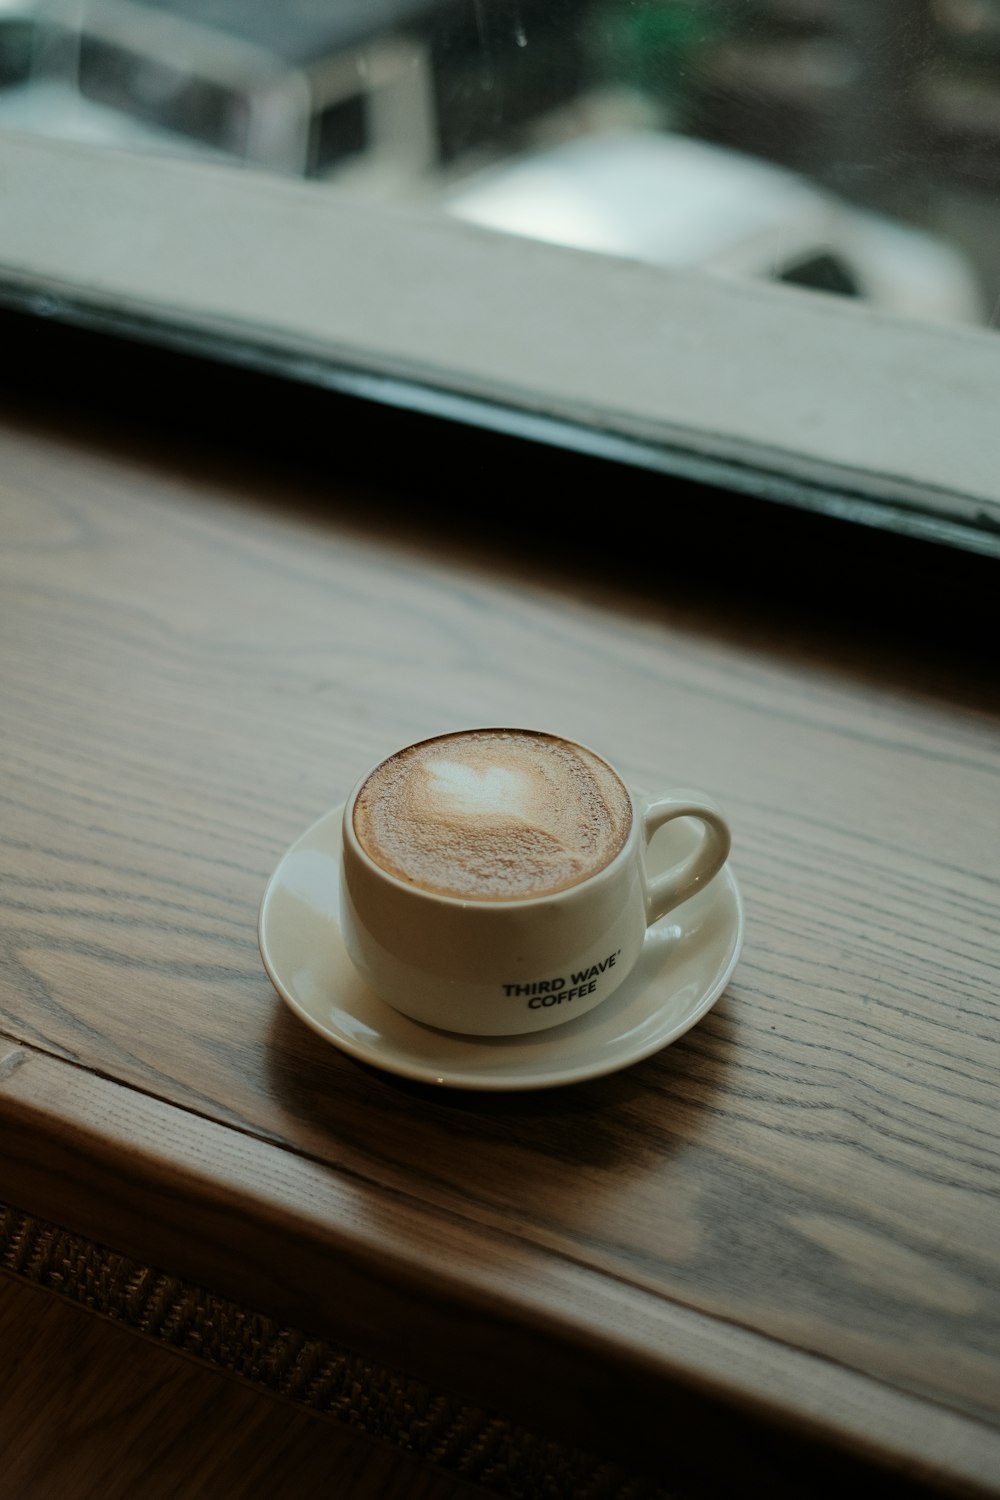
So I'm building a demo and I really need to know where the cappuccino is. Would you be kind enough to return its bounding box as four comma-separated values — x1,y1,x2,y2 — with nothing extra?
352,729,633,901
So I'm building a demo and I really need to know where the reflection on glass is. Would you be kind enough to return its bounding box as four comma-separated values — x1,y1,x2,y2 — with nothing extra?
1,0,997,328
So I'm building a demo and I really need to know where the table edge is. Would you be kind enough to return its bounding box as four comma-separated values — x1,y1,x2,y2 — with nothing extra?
1,1037,997,1495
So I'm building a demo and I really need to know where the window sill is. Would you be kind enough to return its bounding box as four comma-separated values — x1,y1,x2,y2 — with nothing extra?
1,127,998,558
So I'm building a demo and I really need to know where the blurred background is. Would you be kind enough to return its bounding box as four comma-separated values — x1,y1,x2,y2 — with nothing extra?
1,0,998,329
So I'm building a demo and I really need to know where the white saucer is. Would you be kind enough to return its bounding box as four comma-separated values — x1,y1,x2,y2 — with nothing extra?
258,801,744,1092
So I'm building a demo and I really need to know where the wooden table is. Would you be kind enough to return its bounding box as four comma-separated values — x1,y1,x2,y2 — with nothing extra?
2,316,998,1499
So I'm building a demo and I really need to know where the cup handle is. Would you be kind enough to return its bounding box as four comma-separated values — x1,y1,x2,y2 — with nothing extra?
640,791,732,926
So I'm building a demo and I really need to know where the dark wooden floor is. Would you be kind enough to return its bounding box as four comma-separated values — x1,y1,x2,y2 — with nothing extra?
0,1273,495,1500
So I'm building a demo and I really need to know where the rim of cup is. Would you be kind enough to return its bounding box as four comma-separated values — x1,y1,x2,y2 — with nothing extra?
341,726,642,911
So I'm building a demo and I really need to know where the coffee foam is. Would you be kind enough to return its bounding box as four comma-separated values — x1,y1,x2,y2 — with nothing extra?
352,730,633,900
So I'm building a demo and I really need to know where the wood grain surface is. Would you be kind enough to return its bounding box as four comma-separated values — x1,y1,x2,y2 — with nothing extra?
1,367,999,1497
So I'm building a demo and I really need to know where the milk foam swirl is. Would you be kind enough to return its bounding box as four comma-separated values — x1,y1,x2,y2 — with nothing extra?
352,730,633,900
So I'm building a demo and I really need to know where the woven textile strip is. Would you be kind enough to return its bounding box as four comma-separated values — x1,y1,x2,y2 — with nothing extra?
0,1201,676,1500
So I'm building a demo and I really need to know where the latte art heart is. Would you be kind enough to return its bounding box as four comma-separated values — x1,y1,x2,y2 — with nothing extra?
352,729,633,900
426,761,529,819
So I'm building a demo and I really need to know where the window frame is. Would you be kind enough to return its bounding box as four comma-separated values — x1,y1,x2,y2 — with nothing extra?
1,127,998,560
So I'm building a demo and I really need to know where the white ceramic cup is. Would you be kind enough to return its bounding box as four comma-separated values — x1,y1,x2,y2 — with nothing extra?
339,728,732,1037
